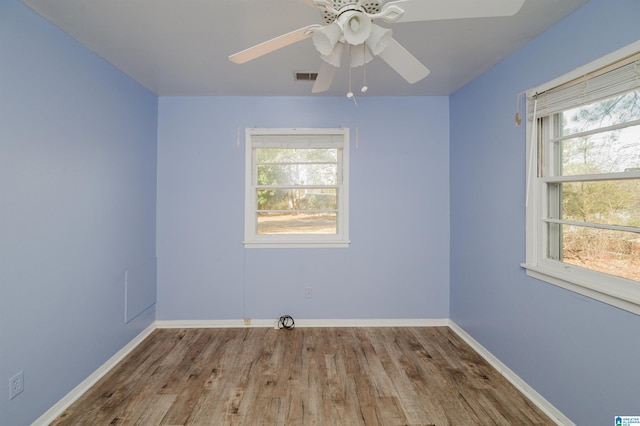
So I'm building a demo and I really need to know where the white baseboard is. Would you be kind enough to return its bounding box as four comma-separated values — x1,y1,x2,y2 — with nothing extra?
31,323,156,426
154,318,450,329
34,319,571,426
155,319,264,328
448,321,574,426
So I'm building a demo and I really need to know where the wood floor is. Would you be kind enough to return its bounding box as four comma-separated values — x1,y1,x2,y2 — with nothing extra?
51,327,555,425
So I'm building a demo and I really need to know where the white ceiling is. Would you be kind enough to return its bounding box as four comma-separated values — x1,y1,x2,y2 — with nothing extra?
21,0,589,97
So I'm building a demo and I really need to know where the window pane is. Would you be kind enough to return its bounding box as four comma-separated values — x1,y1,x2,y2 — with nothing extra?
559,180,640,227
257,163,337,186
300,189,338,210
257,189,337,211
257,212,337,235
560,90,640,136
257,148,337,163
559,125,640,175
245,129,348,246
559,225,640,282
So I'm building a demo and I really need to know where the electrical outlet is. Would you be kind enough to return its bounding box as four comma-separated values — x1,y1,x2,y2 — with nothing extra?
9,371,24,400
305,287,312,298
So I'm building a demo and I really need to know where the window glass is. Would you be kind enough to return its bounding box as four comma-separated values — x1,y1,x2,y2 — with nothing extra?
545,93,640,274
557,91,640,176
560,90,640,136
524,44,640,314
244,129,349,248
558,225,640,282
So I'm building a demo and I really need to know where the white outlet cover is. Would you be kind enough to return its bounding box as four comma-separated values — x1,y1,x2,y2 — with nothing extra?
9,371,24,400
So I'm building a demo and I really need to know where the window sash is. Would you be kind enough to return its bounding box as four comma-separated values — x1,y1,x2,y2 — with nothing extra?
541,171,640,183
549,117,640,144
543,218,640,235
244,128,349,248
541,111,640,251
523,41,640,315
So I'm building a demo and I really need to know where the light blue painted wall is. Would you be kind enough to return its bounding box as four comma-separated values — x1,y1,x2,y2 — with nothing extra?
157,96,450,321
0,1,158,424
6,0,639,423
450,0,640,424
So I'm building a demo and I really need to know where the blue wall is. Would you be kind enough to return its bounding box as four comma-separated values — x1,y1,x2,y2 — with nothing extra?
450,0,640,424
0,1,158,424
156,96,450,321
4,0,640,423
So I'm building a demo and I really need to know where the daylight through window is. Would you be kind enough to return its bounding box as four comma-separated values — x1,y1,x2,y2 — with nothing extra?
524,43,640,313
544,93,640,282
244,128,349,248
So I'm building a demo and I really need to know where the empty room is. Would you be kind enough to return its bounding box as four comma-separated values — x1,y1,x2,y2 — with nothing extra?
2,0,640,424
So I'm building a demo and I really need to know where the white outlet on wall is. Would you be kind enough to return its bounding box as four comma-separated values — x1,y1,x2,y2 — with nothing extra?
305,287,312,298
9,371,24,400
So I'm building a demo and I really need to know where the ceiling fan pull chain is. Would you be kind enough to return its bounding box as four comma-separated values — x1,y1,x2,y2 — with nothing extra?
361,43,368,93
346,44,358,106
347,44,354,99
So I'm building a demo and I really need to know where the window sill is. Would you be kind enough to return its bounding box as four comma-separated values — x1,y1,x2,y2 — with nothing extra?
521,263,640,316
244,240,350,249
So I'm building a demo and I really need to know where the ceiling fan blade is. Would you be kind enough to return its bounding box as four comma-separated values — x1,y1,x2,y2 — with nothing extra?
377,37,429,84
381,0,525,23
229,25,321,64
312,61,337,93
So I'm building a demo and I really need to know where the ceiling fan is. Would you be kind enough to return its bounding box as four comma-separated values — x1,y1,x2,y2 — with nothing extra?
229,0,526,94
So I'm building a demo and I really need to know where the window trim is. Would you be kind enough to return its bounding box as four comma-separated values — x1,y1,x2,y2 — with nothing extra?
243,127,350,249
522,40,640,315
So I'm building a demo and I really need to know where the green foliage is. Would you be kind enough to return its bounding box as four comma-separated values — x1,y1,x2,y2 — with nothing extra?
556,91,640,276
255,148,338,211
561,181,638,226
559,91,640,227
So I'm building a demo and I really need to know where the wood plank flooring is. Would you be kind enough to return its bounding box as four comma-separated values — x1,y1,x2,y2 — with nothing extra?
51,327,555,425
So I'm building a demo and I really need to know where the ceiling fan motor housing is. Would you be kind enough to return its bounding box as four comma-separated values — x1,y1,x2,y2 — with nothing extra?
322,1,382,24
312,0,393,68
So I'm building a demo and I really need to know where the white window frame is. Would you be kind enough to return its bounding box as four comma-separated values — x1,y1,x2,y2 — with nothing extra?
244,128,350,249
523,40,640,315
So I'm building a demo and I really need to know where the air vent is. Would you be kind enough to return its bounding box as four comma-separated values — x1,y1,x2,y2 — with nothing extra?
294,72,318,81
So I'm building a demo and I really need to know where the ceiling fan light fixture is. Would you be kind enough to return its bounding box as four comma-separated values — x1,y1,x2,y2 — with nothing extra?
320,41,344,67
366,24,392,56
350,43,373,68
339,10,372,46
311,22,342,56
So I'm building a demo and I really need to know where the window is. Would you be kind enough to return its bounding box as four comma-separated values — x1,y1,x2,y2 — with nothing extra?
244,128,349,248
524,42,640,314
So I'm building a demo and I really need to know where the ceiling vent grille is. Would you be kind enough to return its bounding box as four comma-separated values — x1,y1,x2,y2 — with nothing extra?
294,72,318,81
